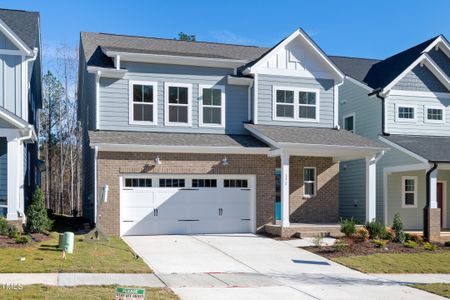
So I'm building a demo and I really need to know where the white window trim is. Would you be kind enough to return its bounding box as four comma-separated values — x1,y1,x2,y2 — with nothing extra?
198,84,226,128
272,86,320,123
343,113,356,133
303,167,317,198
128,80,158,125
424,105,446,124
395,104,417,123
402,176,417,208
164,82,192,126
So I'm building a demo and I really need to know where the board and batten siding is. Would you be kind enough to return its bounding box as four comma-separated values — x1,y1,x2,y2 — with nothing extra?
385,94,450,136
0,31,17,50
256,74,335,128
0,138,6,214
0,54,22,116
98,62,248,134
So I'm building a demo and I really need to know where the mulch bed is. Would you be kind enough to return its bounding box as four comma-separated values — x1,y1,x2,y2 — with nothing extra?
305,238,450,259
0,233,50,248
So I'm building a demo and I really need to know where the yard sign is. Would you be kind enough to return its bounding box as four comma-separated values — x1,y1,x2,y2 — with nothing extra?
115,287,145,300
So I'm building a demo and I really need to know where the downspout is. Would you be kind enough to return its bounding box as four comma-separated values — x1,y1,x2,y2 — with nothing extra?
425,162,438,209
368,88,389,136
16,125,35,220
94,146,99,224
424,161,438,241
247,79,254,122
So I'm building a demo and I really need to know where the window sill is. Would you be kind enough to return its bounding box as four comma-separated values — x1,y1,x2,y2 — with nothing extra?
273,117,319,123
129,121,157,126
303,195,316,199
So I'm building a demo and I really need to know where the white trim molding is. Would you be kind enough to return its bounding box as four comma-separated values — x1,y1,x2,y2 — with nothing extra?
198,84,225,128
164,82,193,127
388,89,450,99
401,175,418,208
128,80,158,126
303,166,317,198
379,136,429,164
0,18,32,55
438,180,447,228
395,103,417,123
272,86,320,123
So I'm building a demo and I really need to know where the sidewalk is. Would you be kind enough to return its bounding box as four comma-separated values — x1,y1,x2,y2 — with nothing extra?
370,273,450,284
0,273,165,287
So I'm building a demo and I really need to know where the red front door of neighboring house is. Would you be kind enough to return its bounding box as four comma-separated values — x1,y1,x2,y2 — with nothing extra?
437,182,443,227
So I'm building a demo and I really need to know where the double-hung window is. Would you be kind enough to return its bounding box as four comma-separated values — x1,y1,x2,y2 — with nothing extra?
273,87,319,121
303,167,317,198
425,106,445,123
343,114,355,133
396,105,415,122
129,81,157,124
165,83,192,126
402,176,417,208
199,85,225,127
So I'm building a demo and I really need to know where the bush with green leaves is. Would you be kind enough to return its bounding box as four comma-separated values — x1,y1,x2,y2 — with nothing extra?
385,227,396,241
312,235,323,247
7,225,19,239
365,219,386,239
403,240,417,248
15,235,30,244
0,217,7,235
406,233,423,243
392,213,406,243
333,240,349,252
423,242,438,251
445,241,450,247
373,239,388,248
340,218,356,237
26,188,53,233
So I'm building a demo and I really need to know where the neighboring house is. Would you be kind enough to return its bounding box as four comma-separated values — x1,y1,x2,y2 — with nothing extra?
78,29,384,237
0,9,42,222
334,35,450,240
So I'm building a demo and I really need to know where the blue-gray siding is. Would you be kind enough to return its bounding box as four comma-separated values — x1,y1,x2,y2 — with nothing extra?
98,62,248,134
257,74,335,128
0,138,6,208
429,48,450,78
393,65,448,93
0,54,22,116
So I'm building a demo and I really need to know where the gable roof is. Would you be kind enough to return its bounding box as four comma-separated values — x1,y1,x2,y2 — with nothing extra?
80,32,269,68
0,8,39,50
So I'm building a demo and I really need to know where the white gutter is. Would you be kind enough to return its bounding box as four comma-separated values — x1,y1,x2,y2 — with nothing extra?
248,79,254,121
334,80,344,128
94,146,99,224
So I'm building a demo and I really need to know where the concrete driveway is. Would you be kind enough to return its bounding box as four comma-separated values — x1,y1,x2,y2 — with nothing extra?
124,234,443,300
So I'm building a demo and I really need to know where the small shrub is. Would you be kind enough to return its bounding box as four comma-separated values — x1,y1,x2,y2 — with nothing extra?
406,233,423,243
385,227,396,241
340,218,356,237
444,241,450,247
403,240,417,248
373,239,388,248
392,213,405,243
7,225,20,239
423,242,438,251
15,235,30,244
333,240,349,252
312,235,323,247
355,227,369,242
365,219,386,239
26,188,53,233
0,217,8,235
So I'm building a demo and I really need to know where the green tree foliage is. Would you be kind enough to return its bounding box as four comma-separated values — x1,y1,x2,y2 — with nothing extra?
177,32,196,42
26,188,53,233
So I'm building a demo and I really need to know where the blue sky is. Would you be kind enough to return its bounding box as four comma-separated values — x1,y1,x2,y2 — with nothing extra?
2,0,450,59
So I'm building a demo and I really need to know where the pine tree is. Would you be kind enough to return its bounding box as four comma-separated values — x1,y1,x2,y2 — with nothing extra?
26,188,53,233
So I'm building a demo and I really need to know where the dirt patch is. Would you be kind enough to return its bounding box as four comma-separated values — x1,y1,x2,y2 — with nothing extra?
305,238,450,258
0,233,50,248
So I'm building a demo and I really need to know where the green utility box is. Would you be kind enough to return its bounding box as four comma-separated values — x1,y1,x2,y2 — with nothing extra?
58,233,64,249
63,232,74,254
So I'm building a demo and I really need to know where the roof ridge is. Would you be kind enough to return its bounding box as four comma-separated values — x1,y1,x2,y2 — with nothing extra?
376,36,439,64
83,31,268,49
0,8,39,14
330,54,381,62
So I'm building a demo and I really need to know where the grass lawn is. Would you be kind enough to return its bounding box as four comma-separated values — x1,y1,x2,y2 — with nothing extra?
332,252,450,273
0,285,178,300
411,283,450,298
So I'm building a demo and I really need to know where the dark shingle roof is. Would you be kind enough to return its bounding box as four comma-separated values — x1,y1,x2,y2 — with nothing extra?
81,32,269,68
246,124,384,149
89,131,269,148
0,8,39,49
330,56,381,83
383,134,450,162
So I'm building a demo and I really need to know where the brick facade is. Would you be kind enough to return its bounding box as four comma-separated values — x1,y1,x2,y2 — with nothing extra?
95,152,339,236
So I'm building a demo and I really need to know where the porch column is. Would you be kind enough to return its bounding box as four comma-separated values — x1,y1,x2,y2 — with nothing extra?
429,168,438,209
424,167,440,242
280,153,290,227
7,138,20,220
365,155,377,222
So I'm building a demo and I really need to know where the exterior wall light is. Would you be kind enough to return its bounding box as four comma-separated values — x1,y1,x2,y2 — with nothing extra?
155,156,161,165
222,157,229,166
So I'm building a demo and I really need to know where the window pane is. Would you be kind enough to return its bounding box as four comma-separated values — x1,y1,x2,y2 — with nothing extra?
178,87,188,104
212,89,222,106
203,89,212,105
304,168,315,181
134,104,153,122
404,179,415,192
133,84,142,102
145,179,152,187
169,87,178,103
345,116,354,131
139,178,146,187
203,107,221,124
276,90,294,103
143,85,153,103
398,107,414,119
143,104,153,121
305,182,315,196
299,92,316,105
427,108,443,120
405,193,415,205
276,104,294,118
299,106,316,119
125,179,132,187
169,106,188,123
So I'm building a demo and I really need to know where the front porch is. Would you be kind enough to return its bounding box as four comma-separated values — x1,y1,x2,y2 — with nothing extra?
265,222,344,238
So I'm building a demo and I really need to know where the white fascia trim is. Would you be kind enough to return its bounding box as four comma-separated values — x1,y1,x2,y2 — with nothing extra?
227,75,253,86
244,124,279,148
198,84,225,128
128,80,158,126
0,107,29,129
378,135,429,164
278,142,385,152
384,163,428,175
164,82,193,127
345,76,373,92
0,18,32,55
102,49,248,69
244,28,344,80
271,86,320,123
87,66,127,78
423,35,450,55
91,143,270,154
382,54,450,94
388,89,450,99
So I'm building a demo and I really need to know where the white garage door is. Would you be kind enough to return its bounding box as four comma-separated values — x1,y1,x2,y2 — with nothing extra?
120,175,255,236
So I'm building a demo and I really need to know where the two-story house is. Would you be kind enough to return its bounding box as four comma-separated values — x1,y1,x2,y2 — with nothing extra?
335,35,450,241
78,29,384,237
0,8,42,223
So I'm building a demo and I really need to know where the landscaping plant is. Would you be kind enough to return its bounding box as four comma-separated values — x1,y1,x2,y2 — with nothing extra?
423,242,438,251
26,188,53,233
445,241,450,247
333,240,349,252
403,240,417,249
15,235,30,244
365,219,386,239
373,239,388,248
312,235,323,247
7,225,20,239
340,218,356,237
355,227,369,242
0,217,7,235
406,233,423,243
392,213,406,243
385,227,396,241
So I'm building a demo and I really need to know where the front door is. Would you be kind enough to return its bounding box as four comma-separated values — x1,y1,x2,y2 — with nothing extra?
437,182,443,227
